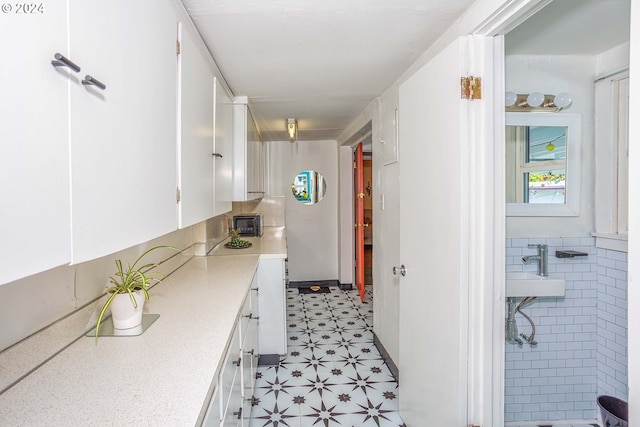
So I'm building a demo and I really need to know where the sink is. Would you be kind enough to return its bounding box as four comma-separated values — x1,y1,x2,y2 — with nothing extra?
506,272,565,297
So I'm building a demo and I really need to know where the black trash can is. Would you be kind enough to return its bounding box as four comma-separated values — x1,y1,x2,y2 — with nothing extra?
597,395,628,427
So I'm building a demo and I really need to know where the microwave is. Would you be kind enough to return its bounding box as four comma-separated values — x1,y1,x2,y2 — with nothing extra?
233,214,262,236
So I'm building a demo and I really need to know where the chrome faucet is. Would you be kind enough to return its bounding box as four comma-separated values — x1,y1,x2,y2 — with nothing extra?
522,244,548,276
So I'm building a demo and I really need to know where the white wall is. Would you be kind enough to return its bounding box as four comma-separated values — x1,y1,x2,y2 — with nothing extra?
626,0,639,420
267,140,339,282
505,54,596,238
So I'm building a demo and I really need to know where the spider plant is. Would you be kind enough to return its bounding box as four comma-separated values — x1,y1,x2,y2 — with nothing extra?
94,245,175,339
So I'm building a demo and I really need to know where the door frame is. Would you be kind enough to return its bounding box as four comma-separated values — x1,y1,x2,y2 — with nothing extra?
469,0,558,424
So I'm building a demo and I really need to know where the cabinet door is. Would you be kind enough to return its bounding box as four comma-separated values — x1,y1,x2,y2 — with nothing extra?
202,385,222,427
231,103,263,201
257,258,287,355
246,111,264,198
68,0,177,263
178,24,214,228
214,78,233,216
0,2,71,284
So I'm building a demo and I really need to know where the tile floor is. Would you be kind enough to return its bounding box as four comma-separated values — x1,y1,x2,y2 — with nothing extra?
249,286,406,427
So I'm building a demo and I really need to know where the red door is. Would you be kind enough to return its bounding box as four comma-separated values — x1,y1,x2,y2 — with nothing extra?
354,143,365,302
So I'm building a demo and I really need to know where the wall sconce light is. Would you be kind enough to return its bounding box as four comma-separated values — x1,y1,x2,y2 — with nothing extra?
505,91,572,112
287,118,297,142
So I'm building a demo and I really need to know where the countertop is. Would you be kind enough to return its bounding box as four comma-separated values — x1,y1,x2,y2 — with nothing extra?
0,227,287,426
210,226,287,259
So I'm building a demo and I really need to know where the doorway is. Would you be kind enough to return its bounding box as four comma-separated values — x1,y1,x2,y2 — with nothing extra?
502,0,630,423
353,135,373,302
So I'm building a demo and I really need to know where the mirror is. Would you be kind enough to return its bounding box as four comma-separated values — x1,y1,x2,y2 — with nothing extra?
506,113,581,216
292,170,326,205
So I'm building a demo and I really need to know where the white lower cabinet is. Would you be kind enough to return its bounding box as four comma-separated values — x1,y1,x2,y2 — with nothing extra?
202,386,221,427
257,258,287,356
203,274,259,426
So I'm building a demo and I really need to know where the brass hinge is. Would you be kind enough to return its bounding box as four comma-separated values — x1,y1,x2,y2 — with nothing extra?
460,76,482,100
176,187,181,203
176,40,181,55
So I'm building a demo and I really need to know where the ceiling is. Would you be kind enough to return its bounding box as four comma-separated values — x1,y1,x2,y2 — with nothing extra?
182,0,630,143
181,0,475,142
505,0,630,55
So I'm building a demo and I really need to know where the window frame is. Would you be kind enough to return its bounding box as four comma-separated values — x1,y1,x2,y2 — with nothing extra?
506,112,582,217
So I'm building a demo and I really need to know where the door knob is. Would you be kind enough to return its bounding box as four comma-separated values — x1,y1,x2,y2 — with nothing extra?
392,265,406,277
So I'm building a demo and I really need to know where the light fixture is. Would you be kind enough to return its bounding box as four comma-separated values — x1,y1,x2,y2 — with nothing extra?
526,92,545,107
552,92,572,109
505,91,572,112
505,91,518,107
287,118,297,142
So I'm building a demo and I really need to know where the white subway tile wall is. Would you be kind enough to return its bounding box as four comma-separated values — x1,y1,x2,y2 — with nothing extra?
596,248,628,399
505,237,628,424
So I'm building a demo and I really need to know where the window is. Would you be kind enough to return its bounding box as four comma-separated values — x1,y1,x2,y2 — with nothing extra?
506,113,581,216
594,73,629,249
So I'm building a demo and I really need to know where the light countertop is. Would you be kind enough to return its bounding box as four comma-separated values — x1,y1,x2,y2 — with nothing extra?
0,227,287,426
210,226,287,259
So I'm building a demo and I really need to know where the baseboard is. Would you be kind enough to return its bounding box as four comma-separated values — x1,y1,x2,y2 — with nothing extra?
258,354,280,365
373,333,399,383
339,282,352,290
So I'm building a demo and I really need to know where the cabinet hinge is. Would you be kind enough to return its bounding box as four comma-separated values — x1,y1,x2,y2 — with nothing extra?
176,40,181,55
460,76,482,100
176,187,181,203
353,161,357,169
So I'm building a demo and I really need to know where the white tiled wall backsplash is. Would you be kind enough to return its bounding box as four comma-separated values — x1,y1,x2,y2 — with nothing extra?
596,248,628,400
505,237,628,424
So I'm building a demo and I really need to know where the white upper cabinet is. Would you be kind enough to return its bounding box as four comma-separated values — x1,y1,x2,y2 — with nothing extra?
177,24,215,228
0,3,71,285
214,78,233,216
232,99,264,201
68,0,178,263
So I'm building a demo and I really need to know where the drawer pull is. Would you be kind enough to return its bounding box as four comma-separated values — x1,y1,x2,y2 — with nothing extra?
82,75,106,90
233,407,242,419
212,153,223,158
51,53,81,72
232,357,241,367
246,349,254,355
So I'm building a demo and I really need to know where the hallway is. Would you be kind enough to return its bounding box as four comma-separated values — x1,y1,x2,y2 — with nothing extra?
249,287,405,426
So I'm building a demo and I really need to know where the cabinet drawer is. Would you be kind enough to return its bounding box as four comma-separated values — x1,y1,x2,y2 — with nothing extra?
222,368,242,427
219,323,241,414
239,293,252,344
202,385,221,427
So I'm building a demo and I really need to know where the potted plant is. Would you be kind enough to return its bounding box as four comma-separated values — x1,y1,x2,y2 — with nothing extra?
224,228,252,249
94,245,174,339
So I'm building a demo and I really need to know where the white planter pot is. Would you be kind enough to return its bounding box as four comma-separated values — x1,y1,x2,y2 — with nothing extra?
110,291,145,330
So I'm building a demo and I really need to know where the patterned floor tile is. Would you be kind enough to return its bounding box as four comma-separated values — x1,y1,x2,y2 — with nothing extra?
250,287,404,427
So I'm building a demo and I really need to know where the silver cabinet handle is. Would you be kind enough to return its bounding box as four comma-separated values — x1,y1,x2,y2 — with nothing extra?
212,153,223,158
233,407,242,419
82,75,106,90
51,53,81,73
392,265,406,277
